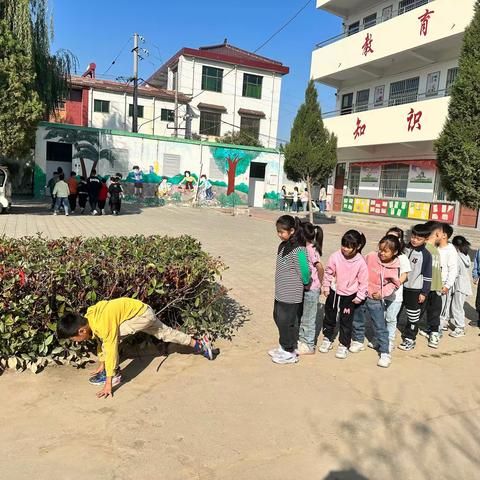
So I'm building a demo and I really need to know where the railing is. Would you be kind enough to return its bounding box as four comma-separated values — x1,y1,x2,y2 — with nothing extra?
315,0,435,49
323,87,450,119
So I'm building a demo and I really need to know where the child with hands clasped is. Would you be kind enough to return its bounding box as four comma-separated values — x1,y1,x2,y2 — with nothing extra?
319,230,368,360
297,222,324,355
350,235,400,368
269,215,311,365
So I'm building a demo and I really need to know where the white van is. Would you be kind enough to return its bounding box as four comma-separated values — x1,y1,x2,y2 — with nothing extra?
0,166,12,213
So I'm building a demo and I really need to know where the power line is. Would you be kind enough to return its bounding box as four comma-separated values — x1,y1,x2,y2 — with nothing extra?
102,36,133,76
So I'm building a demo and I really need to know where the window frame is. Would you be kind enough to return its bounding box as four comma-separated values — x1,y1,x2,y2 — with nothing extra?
379,163,410,198
347,165,361,196
242,73,263,99
398,0,428,15
201,66,224,93
363,13,377,29
93,99,110,114
388,76,420,106
347,21,360,36
128,104,144,118
160,108,175,122
355,89,370,112
240,116,261,140
445,67,459,96
341,93,354,115
199,111,221,136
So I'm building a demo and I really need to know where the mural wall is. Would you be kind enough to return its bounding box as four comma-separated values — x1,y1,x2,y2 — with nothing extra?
34,123,283,208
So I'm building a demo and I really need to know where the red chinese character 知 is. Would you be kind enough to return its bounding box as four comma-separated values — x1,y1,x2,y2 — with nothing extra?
362,33,374,56
418,9,435,36
353,118,366,139
407,109,422,132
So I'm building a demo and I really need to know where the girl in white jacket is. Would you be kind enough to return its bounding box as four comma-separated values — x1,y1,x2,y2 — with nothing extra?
450,236,472,338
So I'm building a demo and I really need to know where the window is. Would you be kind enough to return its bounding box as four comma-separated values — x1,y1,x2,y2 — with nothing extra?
201,66,223,92
0,169,6,188
240,116,260,140
94,99,110,113
347,21,360,36
363,13,377,29
341,93,354,115
55,100,66,110
163,154,181,177
69,89,82,102
355,89,370,112
446,67,459,95
434,171,451,202
243,74,263,99
379,164,410,198
398,0,428,15
128,104,144,118
161,108,175,122
199,111,221,136
172,69,178,91
382,6,393,21
388,76,419,106
347,166,361,195
426,71,441,97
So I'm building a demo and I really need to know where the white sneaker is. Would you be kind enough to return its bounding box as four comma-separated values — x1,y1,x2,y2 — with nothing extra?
449,327,466,338
335,345,348,359
92,210,98,216
297,341,315,355
272,350,299,365
101,209,106,215
65,212,69,216
428,332,440,348
418,329,430,338
53,211,58,216
377,353,391,368
319,338,333,353
349,341,365,353
268,345,285,357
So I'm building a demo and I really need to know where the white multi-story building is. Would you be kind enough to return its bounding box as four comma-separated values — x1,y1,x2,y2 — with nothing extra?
311,0,478,227
147,40,289,148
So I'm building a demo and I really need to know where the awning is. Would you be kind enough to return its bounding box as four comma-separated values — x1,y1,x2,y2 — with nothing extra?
238,108,266,119
197,103,227,113
351,160,437,169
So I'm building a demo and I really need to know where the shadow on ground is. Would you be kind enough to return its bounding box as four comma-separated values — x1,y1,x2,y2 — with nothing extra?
9,201,143,216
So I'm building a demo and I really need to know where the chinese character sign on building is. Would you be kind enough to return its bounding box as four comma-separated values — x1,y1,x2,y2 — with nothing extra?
353,118,366,139
407,109,422,132
418,9,435,36
362,33,374,56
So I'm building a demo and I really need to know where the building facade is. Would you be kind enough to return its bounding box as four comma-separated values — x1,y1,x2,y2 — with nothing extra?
147,40,289,148
311,0,478,227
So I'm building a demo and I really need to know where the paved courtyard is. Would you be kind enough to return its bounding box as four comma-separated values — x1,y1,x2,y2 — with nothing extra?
1,203,480,480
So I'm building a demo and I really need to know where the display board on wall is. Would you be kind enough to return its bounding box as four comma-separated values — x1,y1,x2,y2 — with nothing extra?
388,201,408,218
408,202,431,220
430,203,455,223
353,198,370,214
370,199,388,215
342,197,354,212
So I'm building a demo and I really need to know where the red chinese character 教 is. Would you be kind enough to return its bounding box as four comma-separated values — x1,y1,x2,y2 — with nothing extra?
362,33,374,56
353,118,366,139
407,109,422,132
418,9,435,36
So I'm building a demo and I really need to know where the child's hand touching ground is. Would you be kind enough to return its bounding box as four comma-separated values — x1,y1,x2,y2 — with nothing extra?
97,378,113,399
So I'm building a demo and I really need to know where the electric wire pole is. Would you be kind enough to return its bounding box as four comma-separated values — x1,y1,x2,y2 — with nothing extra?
174,71,179,137
132,32,139,133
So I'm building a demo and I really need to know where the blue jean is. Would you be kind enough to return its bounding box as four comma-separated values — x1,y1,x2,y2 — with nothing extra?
385,300,402,344
299,289,320,348
319,200,326,213
352,298,389,354
54,196,69,214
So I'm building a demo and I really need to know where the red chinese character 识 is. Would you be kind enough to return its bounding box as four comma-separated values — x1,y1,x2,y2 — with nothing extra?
362,33,374,56
353,118,366,139
418,9,435,36
407,109,422,132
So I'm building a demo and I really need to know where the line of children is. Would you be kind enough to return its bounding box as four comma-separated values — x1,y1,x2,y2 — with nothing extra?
270,217,477,369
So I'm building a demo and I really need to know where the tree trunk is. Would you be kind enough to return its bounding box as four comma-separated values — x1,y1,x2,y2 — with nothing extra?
79,158,87,178
90,160,99,176
226,156,239,196
307,175,314,224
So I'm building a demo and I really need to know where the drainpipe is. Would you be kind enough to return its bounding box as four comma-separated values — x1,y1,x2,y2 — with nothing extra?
152,97,156,135
233,65,238,133
268,73,275,148
89,88,94,127
124,93,127,131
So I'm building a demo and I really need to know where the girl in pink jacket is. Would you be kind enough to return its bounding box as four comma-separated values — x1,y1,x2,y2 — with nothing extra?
351,235,401,368
319,230,368,360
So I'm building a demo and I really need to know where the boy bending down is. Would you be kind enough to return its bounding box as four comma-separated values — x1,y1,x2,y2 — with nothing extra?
57,298,214,398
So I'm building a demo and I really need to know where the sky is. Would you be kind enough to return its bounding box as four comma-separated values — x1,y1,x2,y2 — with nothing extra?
50,0,341,144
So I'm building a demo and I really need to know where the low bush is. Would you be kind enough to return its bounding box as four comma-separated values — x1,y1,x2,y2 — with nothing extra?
0,235,235,373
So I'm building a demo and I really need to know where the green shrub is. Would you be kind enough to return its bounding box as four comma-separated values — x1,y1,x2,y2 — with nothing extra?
0,235,237,373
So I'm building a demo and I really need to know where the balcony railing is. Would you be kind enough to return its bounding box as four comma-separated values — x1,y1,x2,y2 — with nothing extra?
323,87,451,119
315,0,435,49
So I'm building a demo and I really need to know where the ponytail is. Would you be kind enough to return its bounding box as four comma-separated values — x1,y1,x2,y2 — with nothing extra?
302,222,324,256
342,230,366,253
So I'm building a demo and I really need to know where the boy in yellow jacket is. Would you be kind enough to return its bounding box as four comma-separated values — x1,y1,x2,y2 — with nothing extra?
57,298,214,398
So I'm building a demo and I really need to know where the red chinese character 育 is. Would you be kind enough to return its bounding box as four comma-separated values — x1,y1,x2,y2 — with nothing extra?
418,9,435,36
407,109,422,132
362,33,374,56
353,118,366,139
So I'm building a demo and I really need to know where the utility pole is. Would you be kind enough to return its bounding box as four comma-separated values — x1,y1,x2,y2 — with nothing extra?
174,70,179,137
132,32,139,133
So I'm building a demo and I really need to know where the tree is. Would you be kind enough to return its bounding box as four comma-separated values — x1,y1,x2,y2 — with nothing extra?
45,126,116,178
435,1,480,209
284,80,337,222
210,146,260,195
218,130,264,148
0,0,76,157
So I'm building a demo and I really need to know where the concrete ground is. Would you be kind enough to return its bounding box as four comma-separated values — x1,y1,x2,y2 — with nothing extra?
1,203,480,480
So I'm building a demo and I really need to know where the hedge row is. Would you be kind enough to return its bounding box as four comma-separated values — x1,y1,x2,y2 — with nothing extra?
0,235,232,373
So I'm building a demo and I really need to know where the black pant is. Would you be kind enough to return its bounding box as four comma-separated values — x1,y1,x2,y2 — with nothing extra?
322,291,357,348
403,288,423,340
68,194,77,212
110,198,121,213
98,199,106,210
89,195,98,212
78,194,88,209
273,300,303,352
421,291,442,333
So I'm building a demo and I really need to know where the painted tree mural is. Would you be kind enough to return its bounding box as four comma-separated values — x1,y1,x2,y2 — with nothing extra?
45,126,116,177
210,147,260,195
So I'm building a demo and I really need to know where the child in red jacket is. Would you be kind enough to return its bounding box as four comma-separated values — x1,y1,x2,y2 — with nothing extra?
351,235,401,368
98,178,109,215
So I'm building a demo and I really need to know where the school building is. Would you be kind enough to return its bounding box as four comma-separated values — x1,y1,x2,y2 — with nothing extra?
311,0,479,228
